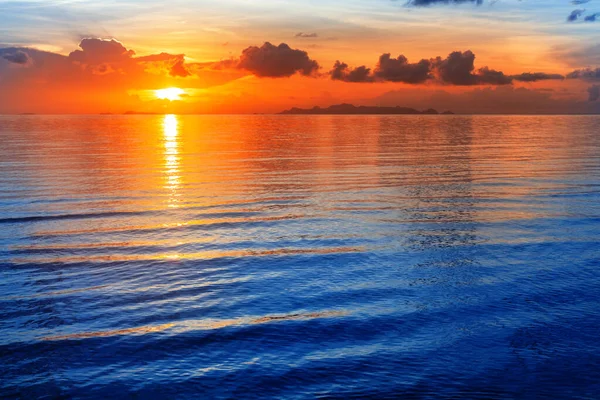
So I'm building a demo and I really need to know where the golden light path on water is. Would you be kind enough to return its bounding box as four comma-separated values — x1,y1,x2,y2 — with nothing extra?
162,114,183,261
163,114,181,209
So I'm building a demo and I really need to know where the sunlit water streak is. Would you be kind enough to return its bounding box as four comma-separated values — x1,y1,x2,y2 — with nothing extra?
163,114,182,210
1,115,600,399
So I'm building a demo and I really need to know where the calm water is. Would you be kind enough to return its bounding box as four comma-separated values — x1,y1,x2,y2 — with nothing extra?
1,115,600,399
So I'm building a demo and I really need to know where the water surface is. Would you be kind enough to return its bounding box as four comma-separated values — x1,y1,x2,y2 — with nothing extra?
1,115,600,399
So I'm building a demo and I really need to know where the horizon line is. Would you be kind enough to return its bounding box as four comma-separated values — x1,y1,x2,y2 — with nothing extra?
2,113,600,116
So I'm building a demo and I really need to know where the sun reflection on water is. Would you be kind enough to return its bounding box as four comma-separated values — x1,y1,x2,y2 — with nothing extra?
163,114,181,208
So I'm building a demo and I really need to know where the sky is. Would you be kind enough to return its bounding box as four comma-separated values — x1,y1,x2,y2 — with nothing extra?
1,0,600,114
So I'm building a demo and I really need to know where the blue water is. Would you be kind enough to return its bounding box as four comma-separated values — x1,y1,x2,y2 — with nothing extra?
1,115,600,399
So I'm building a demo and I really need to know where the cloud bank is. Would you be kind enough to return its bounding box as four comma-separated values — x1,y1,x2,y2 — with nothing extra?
327,50,566,86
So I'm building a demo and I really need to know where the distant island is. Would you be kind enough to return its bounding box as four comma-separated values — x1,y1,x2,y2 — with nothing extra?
280,104,454,115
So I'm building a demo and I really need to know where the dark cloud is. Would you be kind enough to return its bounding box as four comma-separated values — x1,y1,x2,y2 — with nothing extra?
2,50,31,65
567,68,600,80
407,0,483,5
0,47,66,66
511,72,565,82
238,42,319,77
374,54,431,83
330,61,373,82
477,66,513,85
584,12,599,21
431,50,511,85
295,32,318,38
69,38,135,64
588,85,600,101
567,9,585,22
431,51,478,85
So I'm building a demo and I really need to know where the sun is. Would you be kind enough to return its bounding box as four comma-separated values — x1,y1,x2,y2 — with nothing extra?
155,87,185,101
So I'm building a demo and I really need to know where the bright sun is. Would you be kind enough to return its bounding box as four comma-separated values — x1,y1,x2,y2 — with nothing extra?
155,87,185,101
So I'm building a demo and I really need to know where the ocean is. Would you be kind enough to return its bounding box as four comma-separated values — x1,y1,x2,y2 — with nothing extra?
1,115,599,399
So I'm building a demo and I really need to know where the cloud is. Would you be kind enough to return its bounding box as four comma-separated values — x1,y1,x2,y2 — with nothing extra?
374,54,431,83
431,50,478,85
567,9,585,22
511,72,565,82
431,50,512,85
567,68,600,80
69,38,135,64
237,42,319,77
477,66,513,85
136,52,191,77
65,38,170,77
2,50,31,65
68,38,195,78
330,61,373,82
0,38,191,82
588,85,600,101
295,32,318,38
565,7,599,22
406,0,483,5
169,60,191,77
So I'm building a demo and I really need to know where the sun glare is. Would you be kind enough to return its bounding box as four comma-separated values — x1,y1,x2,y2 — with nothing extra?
155,87,185,101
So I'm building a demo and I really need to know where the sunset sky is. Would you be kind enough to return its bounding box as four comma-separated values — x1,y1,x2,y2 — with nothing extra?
1,0,600,114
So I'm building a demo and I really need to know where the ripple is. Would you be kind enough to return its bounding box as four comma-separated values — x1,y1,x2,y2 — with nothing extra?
40,323,176,341
0,210,156,225
40,310,348,341
9,246,365,264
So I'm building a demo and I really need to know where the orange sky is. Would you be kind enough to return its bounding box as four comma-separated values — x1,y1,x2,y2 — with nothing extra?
1,1,599,114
